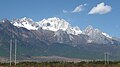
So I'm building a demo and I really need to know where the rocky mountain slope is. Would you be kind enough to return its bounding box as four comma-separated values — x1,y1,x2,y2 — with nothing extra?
0,17,120,61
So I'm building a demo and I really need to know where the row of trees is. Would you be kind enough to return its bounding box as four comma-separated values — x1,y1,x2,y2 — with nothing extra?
0,61,120,67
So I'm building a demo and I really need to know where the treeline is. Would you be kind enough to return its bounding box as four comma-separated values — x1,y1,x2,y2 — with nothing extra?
0,61,120,67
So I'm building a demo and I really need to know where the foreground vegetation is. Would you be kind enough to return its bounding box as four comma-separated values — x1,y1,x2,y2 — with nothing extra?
0,61,120,67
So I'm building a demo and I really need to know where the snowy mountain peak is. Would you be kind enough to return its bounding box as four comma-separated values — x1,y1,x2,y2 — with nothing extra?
10,17,112,38
11,17,82,35
38,17,70,31
19,17,33,22
83,25,94,35
102,32,112,39
83,25,112,38
83,25,112,44
11,17,38,30
38,17,82,35
0,18,10,23
86,25,93,30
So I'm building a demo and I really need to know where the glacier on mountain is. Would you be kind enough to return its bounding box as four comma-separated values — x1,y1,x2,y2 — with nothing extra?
11,17,82,35
11,17,112,40
11,17,38,30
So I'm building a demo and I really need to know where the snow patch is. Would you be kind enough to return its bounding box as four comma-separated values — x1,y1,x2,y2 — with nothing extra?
102,32,112,39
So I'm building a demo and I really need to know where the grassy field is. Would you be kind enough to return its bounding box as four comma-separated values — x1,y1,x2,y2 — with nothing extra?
0,61,120,67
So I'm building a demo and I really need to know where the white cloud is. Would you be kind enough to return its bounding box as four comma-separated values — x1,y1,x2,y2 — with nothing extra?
89,2,112,15
72,5,83,13
62,10,68,13
63,4,86,13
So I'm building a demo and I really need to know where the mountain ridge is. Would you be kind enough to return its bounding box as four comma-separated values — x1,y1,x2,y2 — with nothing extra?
0,17,120,60
11,17,116,44
11,17,112,37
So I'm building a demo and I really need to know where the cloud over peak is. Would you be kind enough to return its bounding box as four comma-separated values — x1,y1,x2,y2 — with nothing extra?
72,4,86,13
89,2,112,15
63,4,86,13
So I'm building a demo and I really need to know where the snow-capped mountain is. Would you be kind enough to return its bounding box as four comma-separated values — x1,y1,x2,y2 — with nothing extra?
11,17,82,35
83,25,113,44
0,18,120,60
11,17,39,30
11,17,113,38
38,17,82,35
9,17,120,45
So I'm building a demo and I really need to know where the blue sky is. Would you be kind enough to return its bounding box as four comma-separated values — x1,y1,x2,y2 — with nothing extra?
0,0,120,37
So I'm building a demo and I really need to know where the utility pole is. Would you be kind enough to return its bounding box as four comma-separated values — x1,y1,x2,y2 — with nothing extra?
107,52,109,64
14,39,17,66
10,39,12,66
104,52,109,65
104,52,107,65
10,34,17,66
